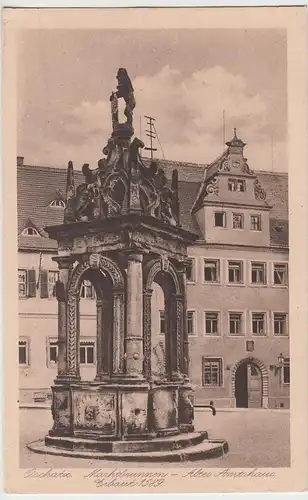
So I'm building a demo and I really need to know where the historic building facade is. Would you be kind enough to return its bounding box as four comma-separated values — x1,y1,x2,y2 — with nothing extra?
18,131,289,409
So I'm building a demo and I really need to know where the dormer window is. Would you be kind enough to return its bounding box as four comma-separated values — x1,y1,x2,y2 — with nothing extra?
49,200,65,208
228,179,246,192
21,227,39,236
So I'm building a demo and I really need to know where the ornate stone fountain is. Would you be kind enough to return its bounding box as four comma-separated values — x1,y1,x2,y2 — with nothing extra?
28,69,228,461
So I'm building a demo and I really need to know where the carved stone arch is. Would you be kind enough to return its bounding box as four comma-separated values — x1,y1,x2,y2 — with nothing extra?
67,255,125,380
68,255,125,295
143,258,182,295
231,356,269,408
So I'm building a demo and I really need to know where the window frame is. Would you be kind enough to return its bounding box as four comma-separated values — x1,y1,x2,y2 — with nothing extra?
159,310,166,335
47,270,59,298
46,337,59,368
232,212,244,230
204,310,221,337
251,311,268,337
203,258,221,284
228,310,245,337
227,260,244,285
49,199,65,208
250,214,262,232
18,268,28,298
79,339,96,366
282,357,290,385
250,261,267,286
228,178,246,192
214,211,226,228
21,227,40,237
273,312,288,337
187,309,197,337
185,258,196,284
19,337,30,366
80,279,96,299
202,357,223,387
273,262,288,287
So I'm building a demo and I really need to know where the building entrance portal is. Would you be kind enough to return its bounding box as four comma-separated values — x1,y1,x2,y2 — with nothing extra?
234,358,267,409
28,68,229,461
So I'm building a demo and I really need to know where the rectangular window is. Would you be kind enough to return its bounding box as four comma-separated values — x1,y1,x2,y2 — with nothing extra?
232,213,244,229
18,269,27,298
214,212,226,228
80,341,95,365
159,311,165,334
229,312,243,335
228,261,243,284
274,264,288,286
204,260,219,283
19,339,29,365
187,310,195,336
205,312,219,336
48,271,59,297
228,179,246,192
48,339,58,366
80,280,96,299
274,313,288,336
251,262,266,285
202,358,222,386
252,313,266,336
282,358,290,384
185,259,195,282
250,215,261,231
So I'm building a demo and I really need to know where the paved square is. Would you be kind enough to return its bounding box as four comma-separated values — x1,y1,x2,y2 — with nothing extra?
20,407,290,468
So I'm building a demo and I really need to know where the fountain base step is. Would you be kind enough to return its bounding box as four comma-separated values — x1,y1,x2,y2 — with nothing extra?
28,431,229,462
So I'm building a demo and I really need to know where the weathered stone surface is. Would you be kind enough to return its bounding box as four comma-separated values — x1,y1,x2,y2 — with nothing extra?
72,390,117,436
121,392,149,437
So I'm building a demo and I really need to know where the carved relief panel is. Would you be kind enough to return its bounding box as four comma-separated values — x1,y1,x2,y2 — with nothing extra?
51,387,71,432
72,390,117,436
121,392,149,437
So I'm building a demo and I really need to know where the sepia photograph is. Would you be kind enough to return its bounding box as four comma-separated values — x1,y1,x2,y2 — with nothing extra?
2,6,308,495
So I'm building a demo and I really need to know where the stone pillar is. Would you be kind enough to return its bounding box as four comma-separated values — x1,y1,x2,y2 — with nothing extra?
125,252,144,378
95,298,104,380
95,296,113,380
143,289,153,380
175,294,185,380
170,294,183,382
66,293,81,380
112,287,125,376
54,257,73,382
178,262,189,378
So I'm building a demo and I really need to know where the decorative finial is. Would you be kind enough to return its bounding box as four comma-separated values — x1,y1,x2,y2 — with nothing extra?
234,127,237,139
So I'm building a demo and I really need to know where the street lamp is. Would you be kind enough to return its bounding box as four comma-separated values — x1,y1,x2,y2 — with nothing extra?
270,353,285,376
277,353,285,368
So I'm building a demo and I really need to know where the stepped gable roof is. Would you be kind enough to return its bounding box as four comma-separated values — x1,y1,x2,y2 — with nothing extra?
17,159,288,250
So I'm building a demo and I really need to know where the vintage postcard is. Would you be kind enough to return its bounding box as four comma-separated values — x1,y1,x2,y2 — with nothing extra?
2,6,308,495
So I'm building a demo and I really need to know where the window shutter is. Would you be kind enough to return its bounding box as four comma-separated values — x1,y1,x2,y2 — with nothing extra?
27,269,36,297
40,269,49,298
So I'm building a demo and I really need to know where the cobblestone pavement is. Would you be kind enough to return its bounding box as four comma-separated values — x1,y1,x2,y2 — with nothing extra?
20,407,290,469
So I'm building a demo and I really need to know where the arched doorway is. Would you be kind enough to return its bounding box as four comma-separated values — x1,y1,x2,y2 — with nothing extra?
66,256,126,381
232,357,269,409
143,258,184,382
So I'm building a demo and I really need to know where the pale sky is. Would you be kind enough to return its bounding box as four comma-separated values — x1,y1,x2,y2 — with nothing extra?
17,29,287,172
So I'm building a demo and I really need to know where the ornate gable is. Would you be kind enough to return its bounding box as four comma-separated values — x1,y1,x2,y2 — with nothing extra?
192,129,268,213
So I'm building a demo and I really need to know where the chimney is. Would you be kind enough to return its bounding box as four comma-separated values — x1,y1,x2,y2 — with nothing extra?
17,156,24,166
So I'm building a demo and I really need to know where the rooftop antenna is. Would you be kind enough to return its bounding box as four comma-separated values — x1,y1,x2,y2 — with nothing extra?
152,121,165,160
144,115,158,160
